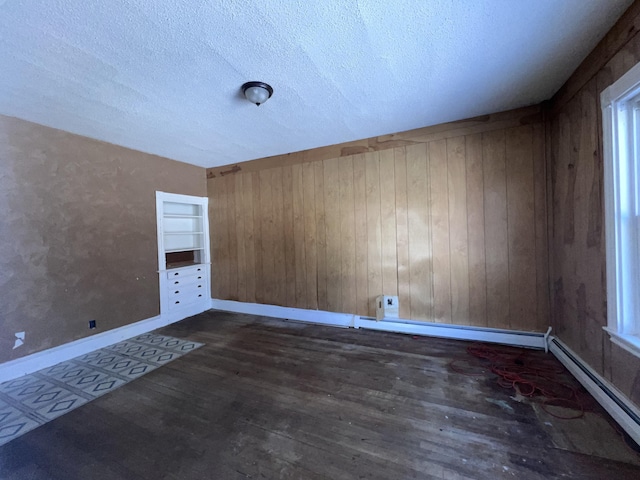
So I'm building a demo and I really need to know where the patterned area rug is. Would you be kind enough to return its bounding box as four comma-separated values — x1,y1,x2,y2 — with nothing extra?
0,333,203,446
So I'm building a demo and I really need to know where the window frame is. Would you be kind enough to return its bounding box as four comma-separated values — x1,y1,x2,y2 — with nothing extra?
601,62,640,358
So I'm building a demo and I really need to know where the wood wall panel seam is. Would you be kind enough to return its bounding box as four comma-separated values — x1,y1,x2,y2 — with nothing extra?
429,139,452,323
282,166,296,307
365,152,383,317
394,147,411,319
314,161,328,312
302,162,319,310
324,158,342,313
482,129,510,329
379,149,398,298
506,125,537,331
292,164,307,309
227,175,239,301
446,136,470,325
234,175,246,302
353,154,369,316
465,133,488,327
339,157,357,314
272,167,287,306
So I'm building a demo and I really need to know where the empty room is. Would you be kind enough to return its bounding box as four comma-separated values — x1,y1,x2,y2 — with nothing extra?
2,0,640,478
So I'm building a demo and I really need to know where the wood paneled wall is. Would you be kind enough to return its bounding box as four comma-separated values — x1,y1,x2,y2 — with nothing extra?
208,107,549,331
548,0,640,407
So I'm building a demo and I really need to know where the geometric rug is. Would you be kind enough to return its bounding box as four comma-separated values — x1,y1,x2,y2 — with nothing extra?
0,333,203,446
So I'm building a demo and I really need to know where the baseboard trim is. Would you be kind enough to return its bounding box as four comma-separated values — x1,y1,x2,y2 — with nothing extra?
548,336,640,446
210,299,547,349
0,304,208,383
210,299,353,327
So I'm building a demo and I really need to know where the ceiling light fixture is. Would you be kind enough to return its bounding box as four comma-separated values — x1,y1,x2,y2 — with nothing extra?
241,81,273,106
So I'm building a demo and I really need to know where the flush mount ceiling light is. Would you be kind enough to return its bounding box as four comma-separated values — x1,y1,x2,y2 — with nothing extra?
241,81,273,106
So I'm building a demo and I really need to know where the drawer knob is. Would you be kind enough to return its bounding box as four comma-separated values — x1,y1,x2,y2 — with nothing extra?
175,290,179,294
198,294,202,297
174,272,179,276
174,281,179,285
175,300,180,304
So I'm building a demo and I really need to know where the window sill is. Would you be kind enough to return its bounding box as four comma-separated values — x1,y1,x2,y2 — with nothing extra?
603,327,640,359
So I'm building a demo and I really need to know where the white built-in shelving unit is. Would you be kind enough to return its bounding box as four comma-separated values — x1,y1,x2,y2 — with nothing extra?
156,192,210,317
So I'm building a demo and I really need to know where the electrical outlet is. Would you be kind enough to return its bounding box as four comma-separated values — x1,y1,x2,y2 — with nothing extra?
13,332,25,349
89,320,96,329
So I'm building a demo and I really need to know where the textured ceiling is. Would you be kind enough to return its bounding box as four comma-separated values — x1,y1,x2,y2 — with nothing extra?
0,0,633,168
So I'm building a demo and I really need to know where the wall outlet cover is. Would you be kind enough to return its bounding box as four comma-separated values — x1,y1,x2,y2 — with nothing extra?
13,332,25,349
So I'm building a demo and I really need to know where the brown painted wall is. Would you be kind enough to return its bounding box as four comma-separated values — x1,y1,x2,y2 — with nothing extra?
548,1,640,407
208,107,550,332
0,115,206,363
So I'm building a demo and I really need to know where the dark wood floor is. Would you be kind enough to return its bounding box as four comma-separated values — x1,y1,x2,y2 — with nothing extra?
1,310,639,479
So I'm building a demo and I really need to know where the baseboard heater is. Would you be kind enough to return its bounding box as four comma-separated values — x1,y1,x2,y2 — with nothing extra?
548,336,640,446
354,316,548,350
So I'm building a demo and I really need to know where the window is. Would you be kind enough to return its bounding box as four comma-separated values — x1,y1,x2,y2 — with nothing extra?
601,62,640,358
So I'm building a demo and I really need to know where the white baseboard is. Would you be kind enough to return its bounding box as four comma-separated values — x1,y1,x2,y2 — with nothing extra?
210,299,547,349
0,303,209,384
548,336,640,446
210,299,354,327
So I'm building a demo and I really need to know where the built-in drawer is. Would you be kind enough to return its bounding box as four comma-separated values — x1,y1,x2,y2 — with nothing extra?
168,290,207,310
165,265,205,280
168,281,206,297
166,273,206,289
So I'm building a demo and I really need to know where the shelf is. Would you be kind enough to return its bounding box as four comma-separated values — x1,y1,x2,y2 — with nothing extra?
164,232,204,235
163,201,201,217
163,214,203,219
166,260,204,269
165,247,205,253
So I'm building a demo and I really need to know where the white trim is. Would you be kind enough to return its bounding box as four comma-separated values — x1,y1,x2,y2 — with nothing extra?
604,327,640,358
548,336,640,446
163,301,211,325
210,299,353,328
0,307,206,384
601,62,640,105
603,102,621,333
601,68,640,356
210,299,547,349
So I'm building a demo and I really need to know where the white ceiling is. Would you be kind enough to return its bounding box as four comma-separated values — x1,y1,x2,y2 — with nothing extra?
0,0,633,168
